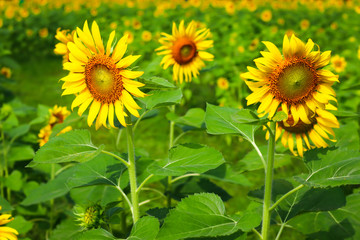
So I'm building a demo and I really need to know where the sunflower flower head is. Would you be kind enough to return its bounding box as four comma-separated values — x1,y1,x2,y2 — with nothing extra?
156,20,214,83
331,55,346,73
49,105,71,126
0,205,19,240
241,34,339,126
38,105,73,147
266,107,339,157
0,67,11,79
60,20,146,130
54,28,75,64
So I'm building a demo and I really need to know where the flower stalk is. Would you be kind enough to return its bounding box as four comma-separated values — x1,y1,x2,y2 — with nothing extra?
126,115,140,223
261,121,276,240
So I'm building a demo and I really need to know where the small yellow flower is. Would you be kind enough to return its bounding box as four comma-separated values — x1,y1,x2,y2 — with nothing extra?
261,10,272,22
0,206,18,240
38,125,52,147
39,28,49,38
26,29,34,37
54,28,74,64
19,8,29,18
1,67,11,79
225,1,235,15
331,55,346,73
132,19,142,30
124,30,134,44
141,30,152,42
249,38,259,51
0,18,3,28
5,6,15,19
217,77,229,90
358,47,360,60
110,22,117,30
90,8,97,16
237,46,244,53
330,22,338,30
300,19,310,30
48,105,71,126
355,6,360,14
277,18,285,25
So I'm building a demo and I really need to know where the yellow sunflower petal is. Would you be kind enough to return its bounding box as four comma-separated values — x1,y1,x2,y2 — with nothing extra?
87,100,101,126
91,21,105,54
108,103,115,128
106,30,116,56
116,55,141,69
114,100,126,127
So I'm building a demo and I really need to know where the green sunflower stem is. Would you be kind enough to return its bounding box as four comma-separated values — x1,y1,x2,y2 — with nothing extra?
167,105,176,208
261,121,276,240
126,115,140,223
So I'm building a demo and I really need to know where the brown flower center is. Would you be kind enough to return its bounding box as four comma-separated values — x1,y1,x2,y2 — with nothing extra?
269,58,318,105
172,38,197,64
85,55,123,104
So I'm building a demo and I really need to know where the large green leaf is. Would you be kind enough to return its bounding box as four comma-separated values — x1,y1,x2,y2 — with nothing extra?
50,218,82,240
75,229,116,240
156,193,238,240
236,202,262,232
237,145,292,172
148,143,225,176
8,145,35,162
127,216,159,240
30,129,104,166
70,185,123,207
66,154,128,190
6,215,33,234
295,147,360,187
166,108,205,129
202,164,252,186
0,195,13,211
205,103,261,143
21,167,75,206
139,76,176,90
140,88,182,110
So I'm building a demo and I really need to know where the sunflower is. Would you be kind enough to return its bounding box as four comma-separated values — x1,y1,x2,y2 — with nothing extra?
331,55,346,73
156,20,214,83
48,105,71,126
266,107,339,157
60,20,145,129
38,105,72,147
0,206,18,240
241,34,339,126
54,28,74,64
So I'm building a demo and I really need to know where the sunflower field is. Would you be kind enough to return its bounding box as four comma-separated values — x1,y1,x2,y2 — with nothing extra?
1,0,360,239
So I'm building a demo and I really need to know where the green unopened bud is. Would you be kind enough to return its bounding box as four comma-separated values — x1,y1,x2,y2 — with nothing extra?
74,204,102,229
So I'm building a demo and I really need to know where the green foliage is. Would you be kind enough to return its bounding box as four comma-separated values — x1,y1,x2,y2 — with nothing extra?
148,143,224,176
127,216,159,240
156,193,238,240
296,147,360,187
205,103,261,143
30,129,104,165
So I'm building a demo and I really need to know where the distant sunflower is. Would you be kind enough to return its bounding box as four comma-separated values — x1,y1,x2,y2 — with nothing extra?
331,55,346,73
156,20,214,83
54,28,74,64
241,34,338,126
49,105,71,126
60,20,145,129
0,205,18,240
266,107,339,157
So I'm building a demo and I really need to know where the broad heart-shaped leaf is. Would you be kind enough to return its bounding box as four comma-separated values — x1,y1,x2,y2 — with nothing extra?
148,143,225,176
30,129,104,166
140,88,182,110
6,215,33,234
166,108,205,129
237,145,292,173
74,229,116,240
127,216,159,240
202,164,252,186
205,104,261,143
0,195,13,212
156,193,238,240
139,76,176,89
8,145,34,163
21,167,76,206
66,154,128,190
287,193,360,239
295,147,360,187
